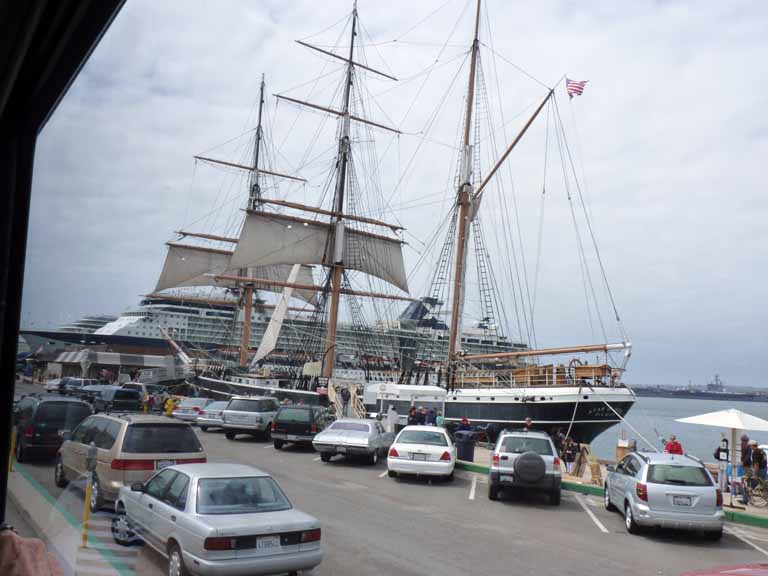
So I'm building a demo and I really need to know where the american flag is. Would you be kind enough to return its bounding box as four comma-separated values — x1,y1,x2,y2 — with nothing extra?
566,78,588,99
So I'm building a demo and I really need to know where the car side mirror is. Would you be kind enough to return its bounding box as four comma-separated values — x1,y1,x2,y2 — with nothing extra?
606,464,615,473
130,483,145,492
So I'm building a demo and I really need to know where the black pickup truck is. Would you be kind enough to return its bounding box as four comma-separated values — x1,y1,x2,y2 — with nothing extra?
272,405,331,449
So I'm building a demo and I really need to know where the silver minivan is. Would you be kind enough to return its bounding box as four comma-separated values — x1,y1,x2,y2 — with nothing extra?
222,396,279,440
604,452,724,539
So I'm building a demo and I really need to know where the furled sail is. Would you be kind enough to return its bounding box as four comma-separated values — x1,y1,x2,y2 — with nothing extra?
230,211,409,293
155,242,317,304
250,264,300,368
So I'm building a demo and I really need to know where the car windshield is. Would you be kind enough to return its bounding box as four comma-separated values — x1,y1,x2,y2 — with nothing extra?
329,421,370,432
277,408,311,422
122,424,203,453
500,436,553,456
179,398,209,408
228,399,274,412
648,464,712,486
205,401,229,411
197,477,291,515
35,402,91,428
397,430,448,446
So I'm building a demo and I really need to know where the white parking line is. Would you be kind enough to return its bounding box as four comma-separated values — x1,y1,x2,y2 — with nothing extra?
263,445,273,449
575,494,609,533
313,457,321,461
726,527,768,557
468,475,477,500
378,470,388,478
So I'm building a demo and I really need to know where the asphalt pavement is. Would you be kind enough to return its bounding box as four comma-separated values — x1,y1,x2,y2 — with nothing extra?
12,380,768,576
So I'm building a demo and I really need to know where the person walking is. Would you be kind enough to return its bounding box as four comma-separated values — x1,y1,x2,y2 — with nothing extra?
664,434,684,455
386,405,399,433
339,386,351,417
742,440,767,504
563,438,577,474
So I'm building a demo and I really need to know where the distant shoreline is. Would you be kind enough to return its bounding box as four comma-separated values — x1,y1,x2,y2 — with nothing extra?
630,387,768,402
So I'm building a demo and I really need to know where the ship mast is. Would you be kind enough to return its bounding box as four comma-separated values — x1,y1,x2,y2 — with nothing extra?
322,2,358,380
239,74,266,367
448,0,482,364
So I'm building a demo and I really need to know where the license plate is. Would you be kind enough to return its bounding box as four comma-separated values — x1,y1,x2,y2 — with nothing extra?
157,460,175,469
336,446,347,453
287,435,299,441
500,475,514,483
412,453,427,461
673,496,692,506
256,535,281,550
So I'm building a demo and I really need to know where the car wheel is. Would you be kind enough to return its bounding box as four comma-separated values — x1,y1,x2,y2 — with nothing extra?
89,475,104,513
15,437,26,463
368,450,379,466
273,439,284,450
167,543,188,576
54,456,69,488
387,470,397,478
488,483,499,501
624,502,640,534
263,426,271,441
549,489,561,506
111,509,137,546
445,471,454,482
703,529,723,541
320,452,331,462
225,431,235,440
604,484,616,511
200,426,208,432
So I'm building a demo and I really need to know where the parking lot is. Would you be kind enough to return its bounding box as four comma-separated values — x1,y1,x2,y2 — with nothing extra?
12,381,768,576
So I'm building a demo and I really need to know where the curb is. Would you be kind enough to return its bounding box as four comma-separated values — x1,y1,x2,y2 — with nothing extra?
456,461,768,525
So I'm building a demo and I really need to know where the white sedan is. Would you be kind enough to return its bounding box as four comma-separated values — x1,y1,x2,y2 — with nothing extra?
387,425,455,481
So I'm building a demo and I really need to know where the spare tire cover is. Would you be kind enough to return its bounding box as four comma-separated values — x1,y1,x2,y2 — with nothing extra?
514,451,546,483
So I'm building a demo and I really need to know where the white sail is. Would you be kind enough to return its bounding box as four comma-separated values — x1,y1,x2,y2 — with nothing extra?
155,242,317,304
230,211,409,293
250,264,301,368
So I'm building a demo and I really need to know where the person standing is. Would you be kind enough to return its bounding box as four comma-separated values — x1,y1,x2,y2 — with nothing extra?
436,411,445,428
563,438,577,475
426,408,437,426
340,386,351,417
416,406,427,426
457,417,471,431
407,406,418,426
523,417,534,432
386,405,399,433
664,434,684,455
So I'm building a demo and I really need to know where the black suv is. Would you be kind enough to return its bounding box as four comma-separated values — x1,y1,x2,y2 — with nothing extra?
93,387,142,413
13,395,92,461
272,405,331,449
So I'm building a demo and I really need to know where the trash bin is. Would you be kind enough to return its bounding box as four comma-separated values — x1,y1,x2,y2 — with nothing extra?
454,430,475,462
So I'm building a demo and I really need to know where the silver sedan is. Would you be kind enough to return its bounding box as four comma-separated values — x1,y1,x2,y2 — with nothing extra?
112,463,323,576
313,418,394,465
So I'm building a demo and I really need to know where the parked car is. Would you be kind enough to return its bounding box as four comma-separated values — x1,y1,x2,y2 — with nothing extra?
13,395,92,461
313,418,393,465
55,414,206,512
222,396,279,440
195,401,230,431
58,377,99,395
112,463,323,576
93,387,143,413
387,425,455,481
172,397,213,422
78,384,114,404
44,378,62,393
604,452,724,539
272,405,330,450
488,429,562,505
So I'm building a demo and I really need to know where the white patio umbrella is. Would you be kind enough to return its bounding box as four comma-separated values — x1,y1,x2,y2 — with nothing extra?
676,408,768,506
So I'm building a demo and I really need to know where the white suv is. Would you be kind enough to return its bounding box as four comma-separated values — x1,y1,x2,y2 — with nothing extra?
488,430,562,505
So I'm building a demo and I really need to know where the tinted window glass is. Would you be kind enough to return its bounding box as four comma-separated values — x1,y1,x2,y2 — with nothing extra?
329,421,370,432
228,399,274,412
93,418,119,450
625,458,641,476
277,408,311,423
204,401,229,412
35,402,91,429
648,465,712,486
114,390,140,401
163,473,190,510
197,477,291,515
500,436,553,456
179,398,210,408
146,469,177,499
122,424,203,454
72,417,96,443
397,430,448,446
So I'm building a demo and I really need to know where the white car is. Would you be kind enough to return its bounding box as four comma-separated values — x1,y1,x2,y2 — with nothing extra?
387,425,455,481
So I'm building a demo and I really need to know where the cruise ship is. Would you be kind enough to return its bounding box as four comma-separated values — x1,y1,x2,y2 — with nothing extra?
21,292,526,372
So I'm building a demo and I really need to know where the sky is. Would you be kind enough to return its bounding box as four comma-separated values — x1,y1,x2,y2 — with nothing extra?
22,0,768,388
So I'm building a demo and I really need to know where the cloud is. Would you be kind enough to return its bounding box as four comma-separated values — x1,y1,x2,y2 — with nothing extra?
23,0,768,388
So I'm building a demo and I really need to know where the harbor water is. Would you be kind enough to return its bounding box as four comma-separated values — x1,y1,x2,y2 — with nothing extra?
591,395,768,462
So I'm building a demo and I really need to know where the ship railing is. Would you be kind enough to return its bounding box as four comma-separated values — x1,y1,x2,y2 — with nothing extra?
452,364,623,389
